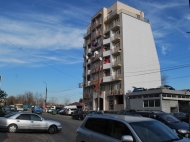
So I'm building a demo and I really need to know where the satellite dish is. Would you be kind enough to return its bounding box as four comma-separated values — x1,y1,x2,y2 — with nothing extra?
99,57,102,61
86,55,89,59
94,51,98,54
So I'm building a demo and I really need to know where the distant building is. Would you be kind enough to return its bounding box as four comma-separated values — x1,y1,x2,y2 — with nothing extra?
126,89,190,113
82,1,161,111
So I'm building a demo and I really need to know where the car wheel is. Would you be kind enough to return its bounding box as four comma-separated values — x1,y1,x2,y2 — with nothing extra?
48,125,57,134
8,124,18,133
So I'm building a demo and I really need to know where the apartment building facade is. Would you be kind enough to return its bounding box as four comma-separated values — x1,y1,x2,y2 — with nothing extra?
82,1,161,111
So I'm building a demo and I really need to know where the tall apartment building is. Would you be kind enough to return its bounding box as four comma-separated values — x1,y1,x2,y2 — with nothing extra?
82,1,161,111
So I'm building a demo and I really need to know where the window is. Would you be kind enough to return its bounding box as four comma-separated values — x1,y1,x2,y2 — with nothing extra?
115,42,120,48
16,114,30,120
109,120,132,140
116,55,121,61
31,114,41,121
115,29,120,35
116,69,121,74
144,100,148,107
155,100,160,107
85,118,110,135
149,100,154,107
109,96,114,110
115,17,120,23
109,84,114,90
116,82,121,90
144,100,160,107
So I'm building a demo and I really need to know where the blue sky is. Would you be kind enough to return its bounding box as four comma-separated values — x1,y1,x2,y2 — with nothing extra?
0,0,190,104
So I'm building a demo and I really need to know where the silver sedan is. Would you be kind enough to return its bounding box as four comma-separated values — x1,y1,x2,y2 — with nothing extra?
0,112,62,134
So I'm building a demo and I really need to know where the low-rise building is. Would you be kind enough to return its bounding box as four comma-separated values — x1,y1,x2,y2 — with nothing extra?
126,89,190,113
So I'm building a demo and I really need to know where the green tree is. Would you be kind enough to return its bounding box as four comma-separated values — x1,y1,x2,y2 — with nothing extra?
0,89,8,103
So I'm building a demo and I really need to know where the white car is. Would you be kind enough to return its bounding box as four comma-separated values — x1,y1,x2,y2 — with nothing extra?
0,112,62,134
66,108,77,115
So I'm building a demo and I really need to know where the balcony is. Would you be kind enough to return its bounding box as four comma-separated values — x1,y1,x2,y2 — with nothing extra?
112,60,121,68
107,90,114,96
91,54,102,63
104,9,149,24
104,10,120,24
111,34,121,43
112,74,122,81
87,70,91,75
111,47,121,55
96,31,102,38
83,30,91,39
115,89,123,95
87,59,91,64
111,20,120,31
103,75,111,82
91,67,96,74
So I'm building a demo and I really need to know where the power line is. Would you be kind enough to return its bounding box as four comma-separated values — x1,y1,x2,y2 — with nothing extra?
0,36,82,81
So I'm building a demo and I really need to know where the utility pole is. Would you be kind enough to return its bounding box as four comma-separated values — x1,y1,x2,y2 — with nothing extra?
43,82,47,108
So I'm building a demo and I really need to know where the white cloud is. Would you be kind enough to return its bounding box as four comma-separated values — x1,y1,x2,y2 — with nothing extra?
161,46,171,55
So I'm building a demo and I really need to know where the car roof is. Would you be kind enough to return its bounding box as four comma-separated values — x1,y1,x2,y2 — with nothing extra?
87,114,154,123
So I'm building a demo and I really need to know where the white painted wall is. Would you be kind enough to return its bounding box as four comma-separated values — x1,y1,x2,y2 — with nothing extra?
122,13,161,93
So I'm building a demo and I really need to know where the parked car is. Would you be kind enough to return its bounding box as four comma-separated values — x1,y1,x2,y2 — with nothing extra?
134,111,189,137
31,106,42,114
76,114,190,142
0,112,62,133
1,106,18,117
66,108,77,115
72,109,88,120
158,85,175,90
132,87,147,92
172,112,189,123
59,108,68,115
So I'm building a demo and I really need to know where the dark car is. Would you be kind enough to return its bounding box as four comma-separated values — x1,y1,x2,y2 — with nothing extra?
72,109,88,120
158,85,175,90
132,87,147,92
172,112,189,123
1,106,18,117
135,111,189,137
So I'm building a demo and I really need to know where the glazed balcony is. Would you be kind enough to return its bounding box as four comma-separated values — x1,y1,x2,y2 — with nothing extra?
111,47,121,55
112,60,121,68
112,74,122,81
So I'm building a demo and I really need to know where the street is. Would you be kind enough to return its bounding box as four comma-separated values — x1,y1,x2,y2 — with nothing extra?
0,113,82,142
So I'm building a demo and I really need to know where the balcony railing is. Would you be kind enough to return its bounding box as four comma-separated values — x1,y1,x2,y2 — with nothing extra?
112,60,121,67
112,74,122,80
111,34,121,42
104,9,149,24
111,47,121,54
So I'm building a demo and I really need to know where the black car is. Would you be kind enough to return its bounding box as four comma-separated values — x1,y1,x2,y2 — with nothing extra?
172,112,189,123
135,111,189,137
72,109,88,120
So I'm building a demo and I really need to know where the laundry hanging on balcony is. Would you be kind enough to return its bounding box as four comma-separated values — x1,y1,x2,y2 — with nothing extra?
92,41,98,47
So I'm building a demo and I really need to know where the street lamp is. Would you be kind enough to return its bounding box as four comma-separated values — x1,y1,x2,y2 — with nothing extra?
43,81,47,108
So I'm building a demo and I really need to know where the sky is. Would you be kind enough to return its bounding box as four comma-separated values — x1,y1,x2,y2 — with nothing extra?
0,0,190,104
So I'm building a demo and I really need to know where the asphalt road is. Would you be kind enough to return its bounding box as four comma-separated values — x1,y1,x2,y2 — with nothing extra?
0,112,82,142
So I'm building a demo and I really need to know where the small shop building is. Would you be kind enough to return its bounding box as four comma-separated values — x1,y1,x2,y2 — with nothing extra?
126,89,190,113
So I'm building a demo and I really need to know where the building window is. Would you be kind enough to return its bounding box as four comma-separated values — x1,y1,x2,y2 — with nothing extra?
144,99,160,107
144,100,148,107
149,100,154,107
155,100,160,107
109,96,114,110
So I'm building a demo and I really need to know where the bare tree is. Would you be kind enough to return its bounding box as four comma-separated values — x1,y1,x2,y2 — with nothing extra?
161,74,169,85
63,98,70,106
48,97,57,105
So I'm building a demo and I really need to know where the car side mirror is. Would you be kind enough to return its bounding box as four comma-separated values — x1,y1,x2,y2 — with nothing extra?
121,135,133,142
41,118,43,121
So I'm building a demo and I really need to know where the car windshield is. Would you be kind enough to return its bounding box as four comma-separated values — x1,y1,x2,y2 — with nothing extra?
130,120,181,142
160,114,180,123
